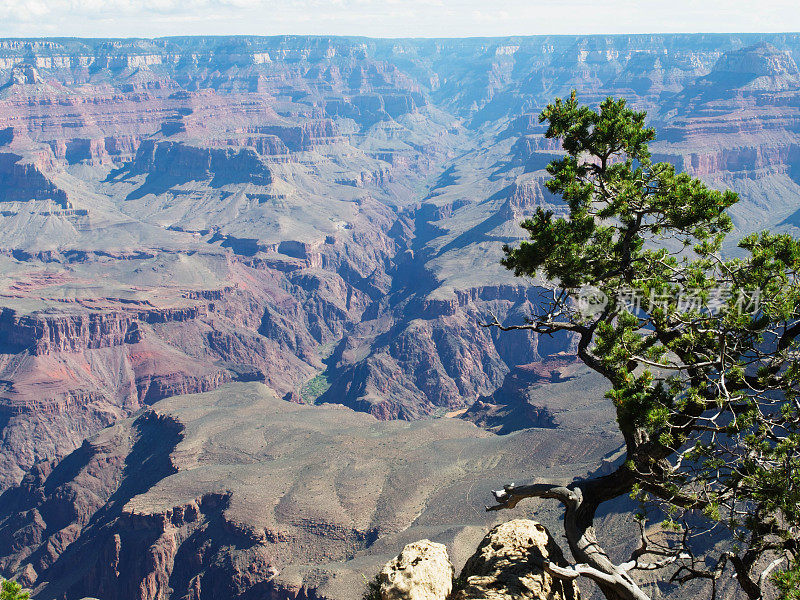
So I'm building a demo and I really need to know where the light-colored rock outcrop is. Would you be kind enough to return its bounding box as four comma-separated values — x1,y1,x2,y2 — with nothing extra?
378,540,453,600
453,520,580,600
376,520,579,600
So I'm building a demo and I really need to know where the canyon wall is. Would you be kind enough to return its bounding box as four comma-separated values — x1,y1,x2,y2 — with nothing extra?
1,34,799,487
0,34,798,599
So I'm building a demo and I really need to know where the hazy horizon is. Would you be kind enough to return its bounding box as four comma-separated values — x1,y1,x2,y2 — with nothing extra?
3,31,800,41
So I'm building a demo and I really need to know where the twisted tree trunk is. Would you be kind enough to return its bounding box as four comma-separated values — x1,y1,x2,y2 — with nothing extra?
488,468,652,600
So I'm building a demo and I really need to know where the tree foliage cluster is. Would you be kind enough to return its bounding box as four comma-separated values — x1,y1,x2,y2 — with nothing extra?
0,579,29,600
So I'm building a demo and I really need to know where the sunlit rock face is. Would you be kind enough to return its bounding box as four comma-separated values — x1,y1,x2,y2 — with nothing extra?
376,521,579,600
379,540,454,600
453,520,580,600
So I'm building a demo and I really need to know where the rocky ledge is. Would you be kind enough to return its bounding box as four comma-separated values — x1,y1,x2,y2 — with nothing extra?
376,520,579,600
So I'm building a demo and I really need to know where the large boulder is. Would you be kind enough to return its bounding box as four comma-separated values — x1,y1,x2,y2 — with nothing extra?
453,519,580,600
378,539,454,600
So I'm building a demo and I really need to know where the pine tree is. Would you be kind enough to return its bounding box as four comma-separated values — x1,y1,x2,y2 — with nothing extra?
486,92,799,600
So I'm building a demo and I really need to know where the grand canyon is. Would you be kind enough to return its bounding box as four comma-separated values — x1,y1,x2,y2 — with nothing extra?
0,33,799,599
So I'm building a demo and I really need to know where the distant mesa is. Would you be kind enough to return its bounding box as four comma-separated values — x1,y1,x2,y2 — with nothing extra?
462,358,582,434
679,42,800,95
712,42,800,88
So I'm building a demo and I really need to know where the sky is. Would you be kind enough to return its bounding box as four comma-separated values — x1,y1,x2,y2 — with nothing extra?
1,0,799,39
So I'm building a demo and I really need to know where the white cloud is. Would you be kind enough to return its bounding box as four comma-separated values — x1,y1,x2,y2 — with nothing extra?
0,0,798,37
1,0,52,22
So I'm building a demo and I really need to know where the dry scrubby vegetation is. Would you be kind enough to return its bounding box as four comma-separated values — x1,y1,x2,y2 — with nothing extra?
479,93,800,600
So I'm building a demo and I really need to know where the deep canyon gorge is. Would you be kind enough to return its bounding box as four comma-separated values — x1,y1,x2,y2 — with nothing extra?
0,34,799,599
